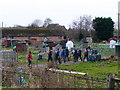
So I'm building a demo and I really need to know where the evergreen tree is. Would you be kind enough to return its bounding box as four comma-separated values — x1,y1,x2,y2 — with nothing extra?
93,17,114,41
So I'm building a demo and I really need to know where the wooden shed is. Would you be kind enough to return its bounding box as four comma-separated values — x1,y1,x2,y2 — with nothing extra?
3,40,11,47
16,43,27,52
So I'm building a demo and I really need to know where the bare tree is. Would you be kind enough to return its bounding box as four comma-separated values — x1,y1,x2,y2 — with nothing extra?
67,28,90,41
68,15,93,41
43,18,52,27
28,19,43,28
71,15,92,31
13,25,24,28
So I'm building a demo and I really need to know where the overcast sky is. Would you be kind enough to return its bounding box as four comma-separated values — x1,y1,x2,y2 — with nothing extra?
0,0,120,28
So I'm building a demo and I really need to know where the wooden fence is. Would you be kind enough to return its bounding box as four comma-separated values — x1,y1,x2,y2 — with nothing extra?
107,75,120,89
2,67,107,88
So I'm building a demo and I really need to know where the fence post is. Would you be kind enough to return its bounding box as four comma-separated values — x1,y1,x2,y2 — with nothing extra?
85,75,91,88
57,72,60,88
28,69,32,88
107,75,115,89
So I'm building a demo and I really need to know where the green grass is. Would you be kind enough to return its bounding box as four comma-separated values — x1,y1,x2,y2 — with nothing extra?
2,45,118,80
2,47,48,66
58,60,118,80
17,51,47,66
2,86,11,88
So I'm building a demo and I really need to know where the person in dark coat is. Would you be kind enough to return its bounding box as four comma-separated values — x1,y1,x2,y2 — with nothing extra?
73,48,78,62
48,50,52,62
77,49,83,62
55,48,61,64
65,47,69,61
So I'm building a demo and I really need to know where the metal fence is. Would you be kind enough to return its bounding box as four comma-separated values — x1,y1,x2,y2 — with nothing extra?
76,45,115,58
1,50,18,67
91,47,115,57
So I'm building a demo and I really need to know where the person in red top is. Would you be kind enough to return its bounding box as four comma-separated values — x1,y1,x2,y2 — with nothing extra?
83,48,88,62
77,49,83,62
26,51,32,67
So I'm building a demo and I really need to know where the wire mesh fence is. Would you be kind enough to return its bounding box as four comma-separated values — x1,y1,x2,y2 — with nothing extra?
2,50,18,67
91,47,115,57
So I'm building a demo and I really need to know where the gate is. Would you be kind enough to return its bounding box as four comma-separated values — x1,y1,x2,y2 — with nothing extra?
1,50,18,67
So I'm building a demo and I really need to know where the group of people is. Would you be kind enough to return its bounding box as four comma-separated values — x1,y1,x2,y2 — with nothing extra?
47,47,89,64
26,47,91,67
47,47,71,64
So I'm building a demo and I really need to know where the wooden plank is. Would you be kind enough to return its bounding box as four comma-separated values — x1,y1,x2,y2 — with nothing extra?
48,68,87,76
113,78,120,82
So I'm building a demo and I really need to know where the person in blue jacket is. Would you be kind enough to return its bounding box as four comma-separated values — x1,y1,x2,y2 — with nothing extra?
61,48,66,63
37,51,42,60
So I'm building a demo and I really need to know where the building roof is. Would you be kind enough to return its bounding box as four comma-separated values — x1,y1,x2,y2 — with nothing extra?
47,24,67,31
2,28,66,37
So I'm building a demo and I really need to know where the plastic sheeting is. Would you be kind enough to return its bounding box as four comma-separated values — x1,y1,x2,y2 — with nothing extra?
110,40,116,48
66,41,74,50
